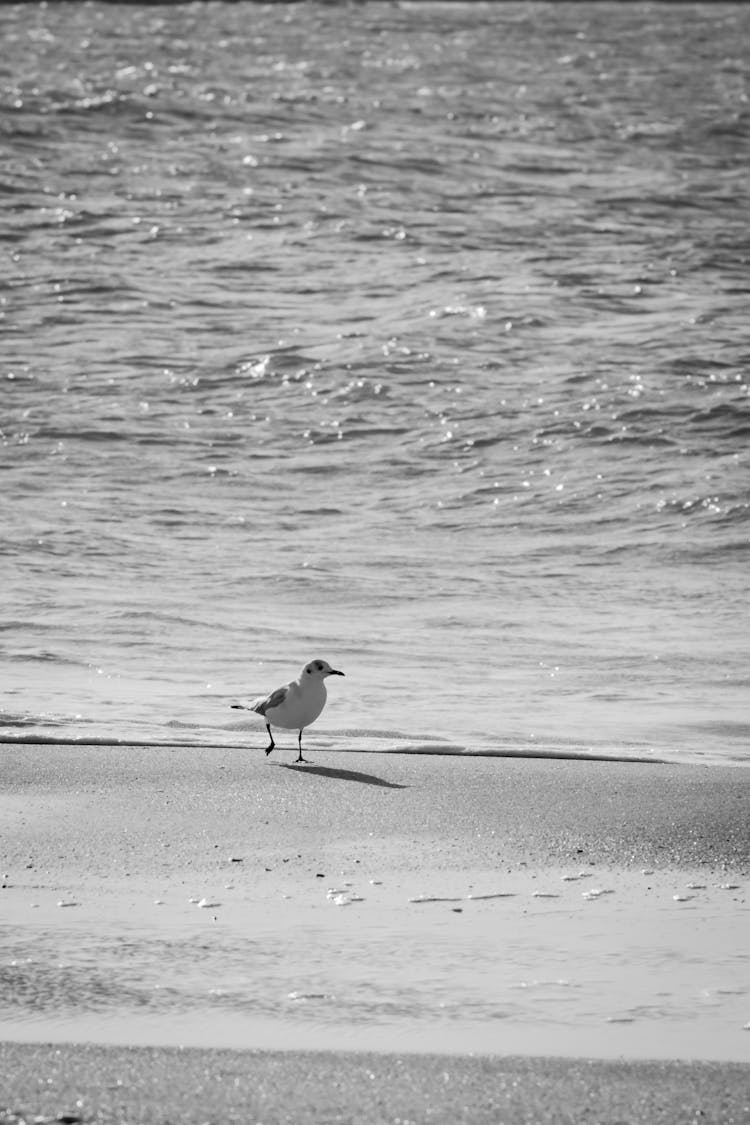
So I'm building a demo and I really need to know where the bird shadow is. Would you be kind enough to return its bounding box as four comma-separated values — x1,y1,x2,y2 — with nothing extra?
278,763,408,789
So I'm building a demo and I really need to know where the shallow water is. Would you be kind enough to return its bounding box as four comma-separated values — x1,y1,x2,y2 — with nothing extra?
1,2,749,765
2,872,748,1061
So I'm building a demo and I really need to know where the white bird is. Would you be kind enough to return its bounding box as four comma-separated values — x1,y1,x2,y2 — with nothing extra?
231,659,345,763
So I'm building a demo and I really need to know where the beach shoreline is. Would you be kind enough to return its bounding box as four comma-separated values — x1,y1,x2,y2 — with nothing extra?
1,745,749,1102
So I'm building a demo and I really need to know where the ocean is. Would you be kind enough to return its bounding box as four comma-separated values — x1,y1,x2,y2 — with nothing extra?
2,0,749,766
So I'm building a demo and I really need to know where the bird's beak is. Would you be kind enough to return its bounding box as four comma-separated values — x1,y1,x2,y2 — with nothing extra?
330,669,345,676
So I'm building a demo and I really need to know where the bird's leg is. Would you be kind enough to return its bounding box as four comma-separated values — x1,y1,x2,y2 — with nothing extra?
295,730,308,764
265,724,275,756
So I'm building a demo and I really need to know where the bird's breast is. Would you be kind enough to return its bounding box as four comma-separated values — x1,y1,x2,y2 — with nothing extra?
265,680,327,730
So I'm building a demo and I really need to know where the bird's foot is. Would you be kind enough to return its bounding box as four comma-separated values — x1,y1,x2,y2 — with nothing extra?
265,745,275,756
295,755,309,764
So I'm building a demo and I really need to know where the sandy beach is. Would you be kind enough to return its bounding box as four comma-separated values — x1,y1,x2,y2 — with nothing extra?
1,744,749,1121
1,1042,749,1125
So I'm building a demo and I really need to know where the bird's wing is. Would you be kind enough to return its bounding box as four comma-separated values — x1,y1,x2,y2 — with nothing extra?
251,683,290,716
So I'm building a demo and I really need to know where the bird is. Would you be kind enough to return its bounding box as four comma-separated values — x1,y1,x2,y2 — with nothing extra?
231,659,345,763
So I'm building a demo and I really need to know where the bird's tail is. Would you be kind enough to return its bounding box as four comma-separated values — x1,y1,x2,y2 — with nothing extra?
231,702,266,716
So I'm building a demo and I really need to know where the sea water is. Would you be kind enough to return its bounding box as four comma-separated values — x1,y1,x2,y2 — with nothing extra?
2,1,749,765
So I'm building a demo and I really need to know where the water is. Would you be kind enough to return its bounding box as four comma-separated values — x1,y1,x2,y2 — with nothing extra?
3,873,749,1062
1,1,749,765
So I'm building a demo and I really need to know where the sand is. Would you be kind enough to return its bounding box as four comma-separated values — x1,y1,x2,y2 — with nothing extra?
1,744,749,1121
1,1041,750,1125
2,742,748,875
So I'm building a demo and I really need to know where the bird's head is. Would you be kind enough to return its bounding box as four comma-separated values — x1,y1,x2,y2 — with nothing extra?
303,659,345,679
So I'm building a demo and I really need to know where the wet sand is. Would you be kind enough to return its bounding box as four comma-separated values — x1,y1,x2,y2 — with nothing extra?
1,744,749,1120
2,741,748,877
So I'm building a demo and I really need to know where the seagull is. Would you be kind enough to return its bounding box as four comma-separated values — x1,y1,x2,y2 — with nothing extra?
231,659,345,763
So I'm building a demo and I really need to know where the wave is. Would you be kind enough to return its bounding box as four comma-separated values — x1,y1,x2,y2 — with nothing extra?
0,735,232,749
0,730,666,765
0,713,53,728
3,652,91,668
381,745,666,765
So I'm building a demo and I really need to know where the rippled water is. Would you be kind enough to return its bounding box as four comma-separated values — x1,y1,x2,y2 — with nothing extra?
2,1,749,763
3,876,749,1061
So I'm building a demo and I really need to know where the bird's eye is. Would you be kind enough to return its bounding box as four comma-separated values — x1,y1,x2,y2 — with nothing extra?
315,662,323,671
306,667,312,674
